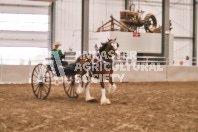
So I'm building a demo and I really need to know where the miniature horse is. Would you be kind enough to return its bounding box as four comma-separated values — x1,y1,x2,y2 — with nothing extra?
75,38,120,105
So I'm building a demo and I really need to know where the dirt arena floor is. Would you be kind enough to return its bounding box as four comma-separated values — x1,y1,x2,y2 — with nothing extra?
0,82,198,132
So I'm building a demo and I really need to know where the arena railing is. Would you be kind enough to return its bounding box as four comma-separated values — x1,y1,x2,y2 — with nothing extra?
115,56,198,66
64,51,76,63
192,57,197,65
0,55,197,83
114,56,168,65
0,53,197,66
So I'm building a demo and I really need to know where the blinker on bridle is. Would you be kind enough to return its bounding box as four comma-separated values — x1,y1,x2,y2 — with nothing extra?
108,40,117,50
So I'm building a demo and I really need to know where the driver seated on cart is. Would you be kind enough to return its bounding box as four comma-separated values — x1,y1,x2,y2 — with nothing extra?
51,41,68,68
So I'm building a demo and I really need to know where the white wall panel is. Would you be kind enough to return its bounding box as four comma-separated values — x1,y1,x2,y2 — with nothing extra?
55,0,82,52
0,40,48,47
170,0,194,66
55,0,124,52
0,1,50,49
170,1,193,37
0,31,49,41
0,0,51,7
89,32,163,53
0,5,50,14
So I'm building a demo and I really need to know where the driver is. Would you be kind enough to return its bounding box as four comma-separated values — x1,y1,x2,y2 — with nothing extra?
51,41,68,67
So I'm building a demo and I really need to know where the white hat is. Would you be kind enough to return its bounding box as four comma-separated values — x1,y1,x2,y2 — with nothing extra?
53,41,62,47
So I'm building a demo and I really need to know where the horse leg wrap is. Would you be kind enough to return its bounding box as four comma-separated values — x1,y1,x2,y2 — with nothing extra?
76,84,83,94
108,83,117,93
86,83,95,101
100,89,111,105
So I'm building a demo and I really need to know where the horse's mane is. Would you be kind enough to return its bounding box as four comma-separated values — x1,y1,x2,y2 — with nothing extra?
99,42,109,53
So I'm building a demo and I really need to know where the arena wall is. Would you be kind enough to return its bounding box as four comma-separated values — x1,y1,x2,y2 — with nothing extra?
114,66,198,82
55,0,125,52
1,65,198,83
89,32,163,53
0,65,34,84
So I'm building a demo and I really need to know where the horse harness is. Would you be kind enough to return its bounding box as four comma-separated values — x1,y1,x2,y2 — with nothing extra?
84,44,113,76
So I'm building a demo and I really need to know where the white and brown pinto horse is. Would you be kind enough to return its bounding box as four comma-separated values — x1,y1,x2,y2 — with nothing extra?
75,38,120,105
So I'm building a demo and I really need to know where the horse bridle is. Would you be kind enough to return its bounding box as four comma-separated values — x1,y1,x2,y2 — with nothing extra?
93,42,118,65
84,43,115,76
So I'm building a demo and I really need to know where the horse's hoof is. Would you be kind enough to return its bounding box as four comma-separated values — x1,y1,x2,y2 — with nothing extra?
108,84,116,93
100,99,111,105
86,97,97,102
76,88,83,94
112,84,116,92
108,84,112,93
108,88,112,93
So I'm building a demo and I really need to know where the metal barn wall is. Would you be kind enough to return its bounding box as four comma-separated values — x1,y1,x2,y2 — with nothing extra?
54,0,125,52
132,0,195,66
170,0,194,66
89,0,125,32
0,2,50,48
54,0,82,52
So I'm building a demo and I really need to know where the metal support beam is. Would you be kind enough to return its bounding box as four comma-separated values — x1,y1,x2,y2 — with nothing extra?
162,0,170,58
50,2,56,50
193,0,197,65
81,0,89,53
137,1,168,59
125,0,129,10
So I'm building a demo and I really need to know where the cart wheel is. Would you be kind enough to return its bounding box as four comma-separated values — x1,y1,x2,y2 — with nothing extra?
144,13,157,33
31,64,51,99
63,76,79,98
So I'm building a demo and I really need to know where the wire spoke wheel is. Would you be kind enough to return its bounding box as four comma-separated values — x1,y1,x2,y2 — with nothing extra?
63,76,79,98
31,64,51,99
